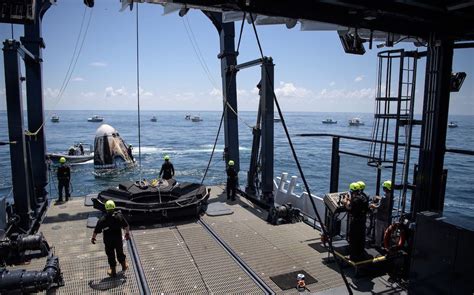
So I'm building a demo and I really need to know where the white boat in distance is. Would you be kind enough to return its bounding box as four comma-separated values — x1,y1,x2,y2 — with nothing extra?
151,116,157,122
191,116,203,122
448,121,458,128
51,114,60,122
322,118,337,124
88,115,104,122
348,118,364,126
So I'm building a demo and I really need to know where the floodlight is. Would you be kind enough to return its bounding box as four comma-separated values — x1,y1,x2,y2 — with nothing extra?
450,72,466,92
338,31,366,55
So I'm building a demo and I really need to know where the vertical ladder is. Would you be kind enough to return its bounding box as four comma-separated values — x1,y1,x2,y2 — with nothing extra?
368,49,419,222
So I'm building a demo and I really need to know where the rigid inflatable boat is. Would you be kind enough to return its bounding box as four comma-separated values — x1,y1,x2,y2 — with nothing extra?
92,179,210,223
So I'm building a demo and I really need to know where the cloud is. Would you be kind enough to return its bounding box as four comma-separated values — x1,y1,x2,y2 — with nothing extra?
354,75,364,82
105,86,127,97
133,87,153,97
72,77,84,82
90,62,107,67
44,88,60,98
209,88,222,97
329,81,336,86
237,89,248,96
275,81,312,98
317,87,375,100
81,91,96,97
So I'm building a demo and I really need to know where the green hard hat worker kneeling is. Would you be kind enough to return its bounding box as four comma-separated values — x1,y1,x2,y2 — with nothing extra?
91,200,131,277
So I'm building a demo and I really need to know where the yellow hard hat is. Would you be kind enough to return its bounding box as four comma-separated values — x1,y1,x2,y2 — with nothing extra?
357,181,366,190
349,182,360,191
164,155,170,161
383,180,392,190
105,200,116,211
59,157,66,164
228,160,235,166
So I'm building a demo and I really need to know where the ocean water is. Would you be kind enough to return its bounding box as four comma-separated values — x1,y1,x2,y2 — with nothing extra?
0,110,473,228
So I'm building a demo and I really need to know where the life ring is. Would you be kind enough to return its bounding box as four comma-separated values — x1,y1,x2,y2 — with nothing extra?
383,223,406,251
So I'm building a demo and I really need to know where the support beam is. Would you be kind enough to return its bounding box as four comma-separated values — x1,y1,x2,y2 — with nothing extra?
329,136,340,193
414,35,454,215
20,0,50,202
3,39,32,231
206,12,240,174
260,57,274,202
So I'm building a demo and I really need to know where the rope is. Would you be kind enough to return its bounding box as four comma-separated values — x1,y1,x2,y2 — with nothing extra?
136,2,142,174
200,112,224,185
25,7,93,137
248,19,354,295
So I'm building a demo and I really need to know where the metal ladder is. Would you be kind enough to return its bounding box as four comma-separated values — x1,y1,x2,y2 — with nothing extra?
368,49,420,221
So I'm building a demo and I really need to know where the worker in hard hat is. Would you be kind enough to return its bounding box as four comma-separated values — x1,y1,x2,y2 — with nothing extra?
56,157,71,203
159,155,174,180
226,160,237,201
343,182,369,261
371,180,392,246
127,144,134,161
91,200,130,277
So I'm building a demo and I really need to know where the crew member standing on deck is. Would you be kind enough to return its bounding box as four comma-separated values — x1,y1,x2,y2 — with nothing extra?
57,157,71,203
370,180,392,246
91,200,130,277
127,144,134,161
343,182,369,261
226,160,237,201
159,155,174,180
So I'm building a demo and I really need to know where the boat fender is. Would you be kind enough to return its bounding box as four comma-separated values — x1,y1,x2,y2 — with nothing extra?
383,222,406,251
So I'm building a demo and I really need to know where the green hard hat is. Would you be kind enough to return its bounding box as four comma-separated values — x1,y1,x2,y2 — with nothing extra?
357,181,366,190
349,182,360,191
105,200,116,211
164,155,170,161
59,157,66,164
228,160,235,166
383,180,392,190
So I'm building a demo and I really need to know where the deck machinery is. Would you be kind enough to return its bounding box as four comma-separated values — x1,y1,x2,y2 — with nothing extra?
1,0,474,294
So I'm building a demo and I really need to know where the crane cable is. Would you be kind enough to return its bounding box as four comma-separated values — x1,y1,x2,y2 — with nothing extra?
25,7,94,137
248,12,354,295
136,2,142,174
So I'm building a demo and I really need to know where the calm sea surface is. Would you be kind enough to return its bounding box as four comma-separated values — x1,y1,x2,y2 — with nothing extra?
1,110,473,228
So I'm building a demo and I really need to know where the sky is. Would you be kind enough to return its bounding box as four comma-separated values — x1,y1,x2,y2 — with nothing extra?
0,1,472,114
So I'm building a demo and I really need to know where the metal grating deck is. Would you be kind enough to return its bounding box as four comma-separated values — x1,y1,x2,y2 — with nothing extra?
7,186,404,294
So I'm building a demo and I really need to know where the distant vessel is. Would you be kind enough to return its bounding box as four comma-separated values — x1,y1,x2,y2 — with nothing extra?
191,115,203,122
274,117,281,122
185,114,191,120
349,118,364,126
322,118,337,124
47,143,93,164
88,115,104,122
151,116,157,122
448,121,458,128
51,114,59,122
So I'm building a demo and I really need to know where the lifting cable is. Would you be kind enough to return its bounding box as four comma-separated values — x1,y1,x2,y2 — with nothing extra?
135,2,142,173
25,7,94,137
198,12,247,184
248,13,353,294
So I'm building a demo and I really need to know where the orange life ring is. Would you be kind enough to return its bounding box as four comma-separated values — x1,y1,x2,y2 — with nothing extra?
383,223,406,251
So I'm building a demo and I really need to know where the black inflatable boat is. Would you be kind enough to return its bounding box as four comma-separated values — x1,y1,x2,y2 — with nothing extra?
92,179,210,223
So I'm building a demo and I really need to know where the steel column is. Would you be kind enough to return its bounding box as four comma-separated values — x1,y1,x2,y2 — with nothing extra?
206,12,240,173
3,40,32,231
329,136,340,193
414,35,454,215
20,1,50,201
246,104,261,196
260,58,274,201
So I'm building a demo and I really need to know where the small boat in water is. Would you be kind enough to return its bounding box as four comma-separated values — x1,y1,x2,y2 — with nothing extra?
185,114,191,120
322,118,337,124
349,118,364,126
88,115,104,122
51,114,60,122
151,116,157,122
47,143,94,165
191,115,203,122
274,117,281,122
448,121,458,128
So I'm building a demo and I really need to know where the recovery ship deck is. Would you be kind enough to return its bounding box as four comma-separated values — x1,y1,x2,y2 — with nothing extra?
13,186,403,294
